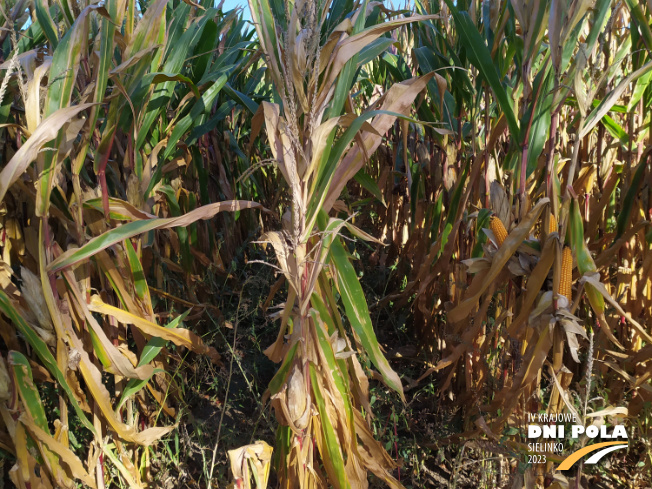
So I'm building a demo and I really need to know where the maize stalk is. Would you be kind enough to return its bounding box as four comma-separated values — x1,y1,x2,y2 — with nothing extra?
490,216,508,247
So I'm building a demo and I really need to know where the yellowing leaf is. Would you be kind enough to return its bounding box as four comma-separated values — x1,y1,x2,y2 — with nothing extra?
88,296,222,363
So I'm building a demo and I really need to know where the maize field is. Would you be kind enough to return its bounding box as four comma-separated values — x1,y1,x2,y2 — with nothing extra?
0,0,651,488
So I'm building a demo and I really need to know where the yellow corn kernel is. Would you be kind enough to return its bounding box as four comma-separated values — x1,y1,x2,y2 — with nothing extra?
559,246,573,301
549,213,558,234
491,216,508,247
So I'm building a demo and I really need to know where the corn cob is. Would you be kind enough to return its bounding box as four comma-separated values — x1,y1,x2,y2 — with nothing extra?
490,216,508,247
549,213,557,234
559,246,573,301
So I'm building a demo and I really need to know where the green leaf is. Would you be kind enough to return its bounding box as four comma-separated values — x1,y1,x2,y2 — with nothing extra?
354,170,386,206
358,37,397,68
136,12,215,151
117,311,190,410
223,84,259,114
330,238,404,400
309,364,350,489
624,0,652,53
326,0,369,119
472,209,492,257
0,292,96,435
8,352,50,432
524,67,554,176
443,0,520,140
47,200,263,272
34,0,59,49
161,74,228,161
310,309,354,427
151,73,201,98
268,342,299,395
601,114,629,148
615,157,646,242
44,5,105,117
38,5,108,215
569,199,604,316
440,160,469,254
125,239,148,300
580,60,652,139
628,69,652,112
585,0,611,55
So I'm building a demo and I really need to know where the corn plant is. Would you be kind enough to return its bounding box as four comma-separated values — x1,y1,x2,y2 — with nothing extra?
2,0,652,487
317,0,652,482
245,0,444,486
0,0,264,486
394,0,652,482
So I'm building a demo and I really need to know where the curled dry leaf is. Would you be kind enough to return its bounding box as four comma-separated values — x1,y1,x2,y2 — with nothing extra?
227,441,273,489
581,273,652,344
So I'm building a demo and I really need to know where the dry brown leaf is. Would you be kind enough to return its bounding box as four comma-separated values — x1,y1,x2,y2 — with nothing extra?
19,414,95,488
227,441,273,489
0,103,95,205
323,73,437,213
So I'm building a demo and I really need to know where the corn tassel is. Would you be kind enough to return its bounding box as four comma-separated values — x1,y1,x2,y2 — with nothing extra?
490,216,508,247
559,246,572,301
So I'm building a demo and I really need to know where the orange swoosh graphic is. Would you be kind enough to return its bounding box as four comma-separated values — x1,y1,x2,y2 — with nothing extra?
557,441,626,471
